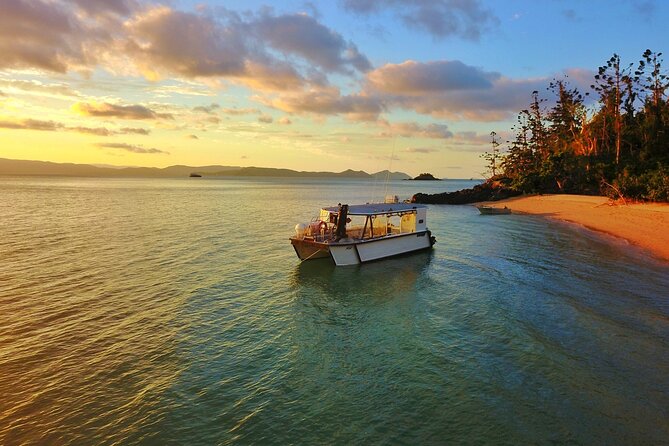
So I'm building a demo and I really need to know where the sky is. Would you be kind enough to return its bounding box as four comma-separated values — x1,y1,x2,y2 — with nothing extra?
1,0,668,178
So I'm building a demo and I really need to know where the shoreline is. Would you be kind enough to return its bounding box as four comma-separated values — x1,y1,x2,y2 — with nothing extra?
478,194,669,263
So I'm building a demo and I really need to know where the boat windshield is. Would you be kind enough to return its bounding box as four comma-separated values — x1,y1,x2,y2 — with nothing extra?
344,211,417,240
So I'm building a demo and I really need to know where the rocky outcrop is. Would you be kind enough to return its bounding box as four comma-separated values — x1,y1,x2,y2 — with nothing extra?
411,179,521,204
410,173,440,181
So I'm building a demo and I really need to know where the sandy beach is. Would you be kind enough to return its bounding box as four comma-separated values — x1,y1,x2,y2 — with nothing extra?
480,194,669,262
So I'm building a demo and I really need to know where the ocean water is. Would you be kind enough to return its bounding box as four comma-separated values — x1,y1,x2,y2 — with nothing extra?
1,176,668,445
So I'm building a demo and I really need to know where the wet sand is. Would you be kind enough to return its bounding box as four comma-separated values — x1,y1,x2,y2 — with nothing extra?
479,194,669,262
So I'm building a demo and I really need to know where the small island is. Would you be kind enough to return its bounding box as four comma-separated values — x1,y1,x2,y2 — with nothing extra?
408,172,441,181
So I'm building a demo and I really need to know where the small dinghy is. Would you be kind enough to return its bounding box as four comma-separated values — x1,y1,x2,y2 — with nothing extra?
476,205,511,215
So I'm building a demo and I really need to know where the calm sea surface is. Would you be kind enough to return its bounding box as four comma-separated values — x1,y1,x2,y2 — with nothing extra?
1,176,668,445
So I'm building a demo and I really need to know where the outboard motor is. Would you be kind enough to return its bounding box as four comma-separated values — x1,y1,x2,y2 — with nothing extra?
335,204,348,240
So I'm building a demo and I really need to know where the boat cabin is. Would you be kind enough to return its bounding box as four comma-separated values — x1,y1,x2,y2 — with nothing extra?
319,203,427,240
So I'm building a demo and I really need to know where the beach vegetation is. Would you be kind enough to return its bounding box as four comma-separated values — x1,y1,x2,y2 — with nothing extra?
486,49,669,202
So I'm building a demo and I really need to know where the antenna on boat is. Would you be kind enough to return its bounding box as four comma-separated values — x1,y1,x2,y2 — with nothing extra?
382,136,397,202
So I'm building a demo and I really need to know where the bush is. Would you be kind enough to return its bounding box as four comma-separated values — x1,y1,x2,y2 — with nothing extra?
643,164,669,201
612,163,669,201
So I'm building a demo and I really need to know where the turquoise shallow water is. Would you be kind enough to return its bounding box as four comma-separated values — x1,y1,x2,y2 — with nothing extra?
1,176,668,445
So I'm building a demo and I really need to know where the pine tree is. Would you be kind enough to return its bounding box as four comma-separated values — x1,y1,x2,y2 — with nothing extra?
481,131,501,178
547,78,585,153
527,91,549,159
591,54,634,165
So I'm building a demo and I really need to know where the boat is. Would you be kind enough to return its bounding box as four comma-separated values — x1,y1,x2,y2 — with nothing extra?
189,173,202,177
290,200,436,266
476,205,511,215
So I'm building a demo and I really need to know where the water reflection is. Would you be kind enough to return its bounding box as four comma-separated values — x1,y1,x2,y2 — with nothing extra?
292,251,433,300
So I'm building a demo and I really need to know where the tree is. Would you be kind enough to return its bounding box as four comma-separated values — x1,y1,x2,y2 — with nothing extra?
636,49,669,108
481,131,502,178
591,54,634,165
501,111,539,191
527,90,549,159
547,78,585,153
635,49,669,161
492,49,669,202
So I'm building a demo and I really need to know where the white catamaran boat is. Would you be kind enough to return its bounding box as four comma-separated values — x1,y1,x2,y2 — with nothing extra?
290,198,436,266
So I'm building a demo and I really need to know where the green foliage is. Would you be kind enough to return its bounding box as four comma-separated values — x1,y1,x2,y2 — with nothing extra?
612,164,669,201
499,50,669,202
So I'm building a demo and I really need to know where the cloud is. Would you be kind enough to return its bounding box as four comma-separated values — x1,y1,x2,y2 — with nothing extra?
362,61,588,122
0,0,137,74
404,147,439,154
278,117,292,125
452,131,495,145
149,83,218,97
629,0,657,21
70,0,136,17
0,1,372,96
406,72,592,121
258,114,274,123
69,126,150,136
72,101,173,119
0,1,373,100
193,103,220,114
124,7,248,79
263,86,383,121
221,107,261,115
561,9,579,21
119,127,150,135
69,126,113,136
377,120,453,138
367,60,499,93
0,79,81,98
357,59,585,122
387,80,529,121
340,0,499,40
254,11,371,74
0,0,87,72
0,1,594,127
96,142,169,154
0,118,150,136
0,118,62,131
234,60,307,92
186,134,199,139
124,6,309,91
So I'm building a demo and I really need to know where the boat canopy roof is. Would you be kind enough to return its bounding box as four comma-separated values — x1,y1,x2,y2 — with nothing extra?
322,203,427,216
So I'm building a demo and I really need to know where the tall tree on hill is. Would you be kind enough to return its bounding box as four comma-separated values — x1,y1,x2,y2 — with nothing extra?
635,49,669,161
547,78,585,153
481,131,501,178
591,54,634,165
527,91,549,159
502,111,538,190
637,49,669,108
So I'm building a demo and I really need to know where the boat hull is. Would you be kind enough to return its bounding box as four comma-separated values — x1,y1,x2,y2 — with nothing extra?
339,232,432,265
290,238,331,261
292,231,434,266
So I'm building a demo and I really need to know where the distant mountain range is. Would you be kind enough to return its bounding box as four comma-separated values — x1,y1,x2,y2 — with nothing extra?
0,158,411,180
